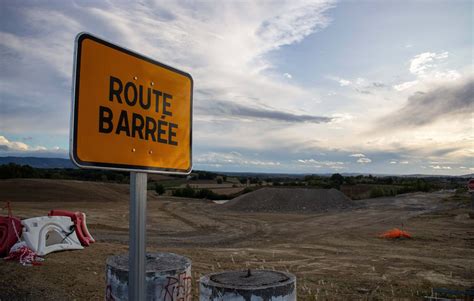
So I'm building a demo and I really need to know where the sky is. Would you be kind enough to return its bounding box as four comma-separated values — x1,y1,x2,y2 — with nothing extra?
0,0,472,175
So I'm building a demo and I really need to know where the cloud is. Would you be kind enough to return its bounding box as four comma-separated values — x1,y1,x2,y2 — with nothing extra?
297,159,345,169
192,142,472,174
256,1,334,47
393,51,461,91
377,76,473,129
357,157,372,164
283,73,292,79
0,12,80,78
389,160,409,164
355,88,371,94
195,151,280,167
349,153,366,157
409,52,448,76
338,79,352,86
330,76,383,94
0,1,336,134
0,136,65,156
1,1,471,176
0,136,29,151
328,76,352,87
372,82,386,88
393,80,418,91
430,165,452,170
196,100,333,124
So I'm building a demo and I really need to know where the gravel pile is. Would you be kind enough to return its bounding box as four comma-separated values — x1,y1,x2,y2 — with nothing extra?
223,187,354,213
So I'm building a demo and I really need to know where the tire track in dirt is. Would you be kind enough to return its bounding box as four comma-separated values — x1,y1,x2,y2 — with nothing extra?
146,199,271,247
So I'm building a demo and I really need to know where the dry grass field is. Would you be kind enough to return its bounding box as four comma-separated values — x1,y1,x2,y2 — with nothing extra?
0,178,473,300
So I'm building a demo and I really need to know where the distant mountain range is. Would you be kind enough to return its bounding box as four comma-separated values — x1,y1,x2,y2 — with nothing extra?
0,156,76,169
0,156,472,178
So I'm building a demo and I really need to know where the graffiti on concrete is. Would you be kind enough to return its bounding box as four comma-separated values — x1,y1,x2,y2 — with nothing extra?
162,271,192,301
105,284,116,301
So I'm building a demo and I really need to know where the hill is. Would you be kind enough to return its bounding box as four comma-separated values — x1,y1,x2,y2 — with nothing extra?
0,178,129,203
0,156,75,168
224,187,355,213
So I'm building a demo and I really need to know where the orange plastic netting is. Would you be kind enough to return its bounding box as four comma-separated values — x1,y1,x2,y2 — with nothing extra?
379,228,412,239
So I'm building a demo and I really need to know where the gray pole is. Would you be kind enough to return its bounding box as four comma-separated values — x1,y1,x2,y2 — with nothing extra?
129,172,147,300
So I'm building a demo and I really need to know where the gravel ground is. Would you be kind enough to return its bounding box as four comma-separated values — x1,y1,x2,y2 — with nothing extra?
224,187,355,212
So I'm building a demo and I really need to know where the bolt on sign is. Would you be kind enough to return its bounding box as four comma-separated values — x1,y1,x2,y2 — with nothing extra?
70,33,193,174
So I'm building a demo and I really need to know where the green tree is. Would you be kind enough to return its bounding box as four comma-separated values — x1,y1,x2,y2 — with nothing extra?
155,183,165,195
330,173,344,188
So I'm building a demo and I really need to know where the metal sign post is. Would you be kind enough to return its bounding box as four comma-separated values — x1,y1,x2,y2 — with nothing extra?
70,32,193,300
129,172,148,300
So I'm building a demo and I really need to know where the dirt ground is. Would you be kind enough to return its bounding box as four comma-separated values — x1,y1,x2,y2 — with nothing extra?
1,179,473,300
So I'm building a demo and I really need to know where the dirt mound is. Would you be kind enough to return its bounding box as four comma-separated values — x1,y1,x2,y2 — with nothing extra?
0,179,130,203
224,187,354,212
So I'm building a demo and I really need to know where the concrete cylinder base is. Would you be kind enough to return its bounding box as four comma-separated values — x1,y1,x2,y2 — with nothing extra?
199,269,296,301
106,252,192,301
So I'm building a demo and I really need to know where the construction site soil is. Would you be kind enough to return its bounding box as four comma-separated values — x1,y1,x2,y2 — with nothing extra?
224,187,355,212
0,179,473,300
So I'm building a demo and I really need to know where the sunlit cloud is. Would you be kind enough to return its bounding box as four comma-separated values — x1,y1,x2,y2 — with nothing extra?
0,135,66,156
357,157,372,164
349,153,366,158
296,159,345,170
392,51,462,92
196,151,281,167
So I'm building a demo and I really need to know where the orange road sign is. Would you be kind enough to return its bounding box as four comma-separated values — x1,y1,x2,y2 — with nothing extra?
70,33,193,174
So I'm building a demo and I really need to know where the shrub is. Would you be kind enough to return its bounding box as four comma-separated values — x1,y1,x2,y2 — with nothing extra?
369,188,382,198
155,183,165,195
195,189,220,200
172,185,196,198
